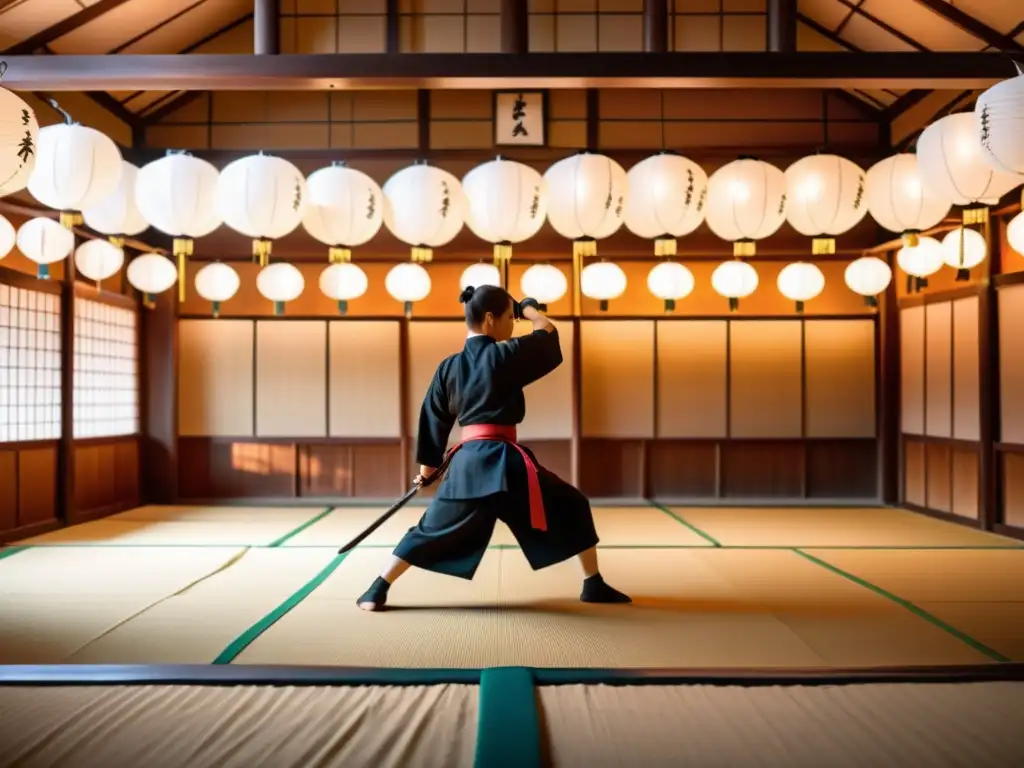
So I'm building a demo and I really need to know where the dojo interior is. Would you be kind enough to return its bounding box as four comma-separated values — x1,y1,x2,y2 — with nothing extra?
3,1,1024,766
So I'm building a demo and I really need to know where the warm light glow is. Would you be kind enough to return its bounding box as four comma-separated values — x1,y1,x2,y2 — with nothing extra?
135,153,222,238
256,262,305,303
0,214,15,260
711,260,759,298
385,262,432,303
785,155,868,238
705,158,787,244
623,153,707,240
462,158,548,245
896,236,944,278
777,262,825,302
383,164,466,250
82,161,148,238
975,71,1024,175
917,113,1022,205
218,153,308,240
544,153,627,241
940,227,987,270
127,253,177,295
28,123,123,212
319,262,369,301
0,86,39,197
1007,212,1024,255
647,261,695,300
581,261,627,301
195,262,241,303
303,163,384,248
844,256,892,297
520,263,568,303
460,262,501,290
865,154,952,234
74,239,124,282
16,217,74,268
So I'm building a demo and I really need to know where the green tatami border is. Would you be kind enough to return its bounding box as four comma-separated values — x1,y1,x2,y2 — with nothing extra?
267,506,335,548
474,667,542,768
647,501,723,546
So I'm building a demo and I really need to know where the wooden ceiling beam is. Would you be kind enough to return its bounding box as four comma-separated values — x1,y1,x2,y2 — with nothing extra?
1,0,136,55
909,0,1024,53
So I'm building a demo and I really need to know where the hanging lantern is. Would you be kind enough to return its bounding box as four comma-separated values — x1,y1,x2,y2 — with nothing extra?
383,163,466,264
777,262,825,313
0,214,14,260
896,235,943,292
218,152,308,270
520,263,567,308
940,227,987,281
135,151,222,302
705,158,786,257
544,152,627,258
785,155,867,255
711,260,758,311
195,262,240,317
462,157,547,284
16,217,73,279
844,256,892,307
0,64,39,198
319,262,368,316
865,154,951,245
1008,211,1024,255
975,64,1024,176
385,262,431,318
303,162,383,264
74,239,124,285
460,262,501,291
580,261,626,312
256,262,304,316
82,160,148,247
127,253,177,303
624,152,707,257
647,261,694,312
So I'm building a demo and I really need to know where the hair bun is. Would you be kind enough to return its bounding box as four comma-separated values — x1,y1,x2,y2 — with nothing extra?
458,286,476,304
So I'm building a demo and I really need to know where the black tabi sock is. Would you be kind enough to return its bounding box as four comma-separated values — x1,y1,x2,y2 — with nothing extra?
357,576,391,609
580,573,632,604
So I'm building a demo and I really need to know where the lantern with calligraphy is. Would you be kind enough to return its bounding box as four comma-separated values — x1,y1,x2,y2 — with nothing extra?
844,256,892,307
865,154,951,246
83,160,148,247
647,261,695,312
940,227,987,281
705,158,786,257
0,64,39,198
785,154,867,255
711,260,758,311
195,262,240,317
624,152,707,257
303,162,383,264
544,153,627,258
256,262,305,316
127,253,177,303
319,262,368,316
385,262,432,318
383,163,466,263
896,235,943,292
0,214,14,260
975,64,1024,176
74,239,124,285
777,262,825,313
16,217,74,279
520,263,568,308
460,262,501,290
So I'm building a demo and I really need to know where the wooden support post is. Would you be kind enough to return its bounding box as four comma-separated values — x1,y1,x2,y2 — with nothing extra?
978,216,1000,530
141,288,179,503
878,251,901,504
58,253,77,523
643,0,669,53
254,0,279,55
386,0,400,53
767,0,797,53
500,0,528,54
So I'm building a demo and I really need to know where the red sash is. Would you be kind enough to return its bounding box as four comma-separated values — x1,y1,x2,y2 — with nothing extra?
444,424,547,531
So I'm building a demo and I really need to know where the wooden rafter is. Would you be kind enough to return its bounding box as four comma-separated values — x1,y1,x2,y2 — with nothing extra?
1,0,136,55
909,0,1024,53
834,0,930,52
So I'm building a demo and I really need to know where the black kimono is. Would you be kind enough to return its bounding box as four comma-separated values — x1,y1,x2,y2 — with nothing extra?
392,327,599,580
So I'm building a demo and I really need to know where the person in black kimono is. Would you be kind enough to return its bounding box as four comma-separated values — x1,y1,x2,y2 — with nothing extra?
357,284,631,611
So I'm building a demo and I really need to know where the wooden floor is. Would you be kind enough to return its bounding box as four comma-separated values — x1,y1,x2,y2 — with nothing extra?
1,504,1023,669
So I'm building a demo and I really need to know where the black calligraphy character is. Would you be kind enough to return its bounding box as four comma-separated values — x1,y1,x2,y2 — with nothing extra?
511,94,528,138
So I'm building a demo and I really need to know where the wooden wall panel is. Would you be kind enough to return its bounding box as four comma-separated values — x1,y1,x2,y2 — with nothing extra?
580,321,655,438
74,438,140,518
729,321,802,438
407,322,467,439
999,285,1024,444
904,439,926,506
178,438,298,499
925,301,952,438
328,321,401,438
303,442,404,498
721,441,804,497
17,447,57,526
925,443,951,514
951,447,979,520
579,439,645,498
647,441,718,498
952,297,980,442
255,321,327,438
178,320,255,437
1005,453,1024,528
900,306,925,435
804,319,876,438
514,321,574,440
0,451,17,533
805,440,878,498
655,320,727,438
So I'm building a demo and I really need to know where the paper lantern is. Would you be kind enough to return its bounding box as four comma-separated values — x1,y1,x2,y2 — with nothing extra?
460,262,501,290
386,262,432,317
777,262,825,313
647,261,695,312
303,163,383,263
82,161,148,244
520,263,568,306
0,214,14,260
976,66,1024,175
256,262,304,316
136,152,222,302
844,256,892,306
74,239,124,283
705,158,786,256
319,262,368,316
785,155,867,254
940,227,987,280
28,122,122,223
0,77,39,197
16,217,74,279
383,163,466,262
896,235,943,291
462,157,547,274
865,154,951,241
625,153,707,257
1008,212,1024,256
127,253,177,301
711,260,759,311
195,262,240,317
544,152,627,257
581,261,626,311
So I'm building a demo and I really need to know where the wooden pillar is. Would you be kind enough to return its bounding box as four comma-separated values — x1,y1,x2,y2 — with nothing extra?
141,289,179,503
643,0,668,53
254,0,279,55
386,0,400,53
500,0,528,54
978,216,1001,530
767,0,797,53
58,254,77,523
878,251,901,504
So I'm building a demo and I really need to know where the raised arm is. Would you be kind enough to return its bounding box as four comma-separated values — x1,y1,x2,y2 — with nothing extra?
499,302,563,388
415,363,456,470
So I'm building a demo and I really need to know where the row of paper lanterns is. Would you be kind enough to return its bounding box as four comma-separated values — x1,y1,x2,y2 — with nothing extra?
1,69,1024,313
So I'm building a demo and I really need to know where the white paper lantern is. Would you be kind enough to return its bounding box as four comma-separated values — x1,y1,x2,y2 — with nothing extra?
256,262,304,315
462,157,547,267
705,158,786,256
16,217,74,279
0,214,15,260
319,262,368,315
383,163,466,262
777,262,825,312
74,239,124,283
28,123,122,217
386,262,432,315
625,153,707,257
785,155,867,254
0,82,39,197
303,163,383,262
127,253,177,299
844,256,892,306
917,113,1022,211
711,260,759,310
865,154,952,237
460,262,501,290
581,261,626,311
82,161,148,242
896,236,944,288
195,262,240,316
647,261,695,312
1008,211,1024,255
544,152,627,257
940,227,987,280
975,68,1024,175
520,263,568,305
